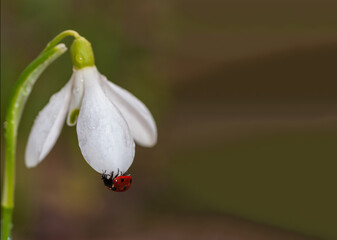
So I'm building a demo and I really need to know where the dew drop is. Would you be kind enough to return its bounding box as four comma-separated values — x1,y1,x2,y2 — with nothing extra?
23,85,32,95
3,121,7,129
73,87,80,94
76,54,84,63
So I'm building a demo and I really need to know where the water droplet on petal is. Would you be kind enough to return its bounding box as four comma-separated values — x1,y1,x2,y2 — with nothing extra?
73,87,80,94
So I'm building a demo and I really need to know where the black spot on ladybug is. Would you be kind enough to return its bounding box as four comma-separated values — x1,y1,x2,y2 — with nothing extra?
123,186,127,190
121,178,124,182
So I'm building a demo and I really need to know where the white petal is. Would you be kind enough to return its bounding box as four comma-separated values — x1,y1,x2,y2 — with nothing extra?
25,79,72,167
66,71,84,126
76,67,135,174
100,75,157,147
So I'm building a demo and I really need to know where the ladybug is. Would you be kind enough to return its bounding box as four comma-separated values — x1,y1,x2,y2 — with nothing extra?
101,170,132,192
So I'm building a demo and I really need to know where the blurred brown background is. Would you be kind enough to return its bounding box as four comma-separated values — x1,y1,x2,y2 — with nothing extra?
1,0,337,239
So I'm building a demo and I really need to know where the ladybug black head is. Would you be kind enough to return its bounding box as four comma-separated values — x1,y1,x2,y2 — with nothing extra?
101,173,113,189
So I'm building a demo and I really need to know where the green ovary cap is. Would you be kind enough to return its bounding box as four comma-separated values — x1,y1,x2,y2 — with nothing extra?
70,37,95,69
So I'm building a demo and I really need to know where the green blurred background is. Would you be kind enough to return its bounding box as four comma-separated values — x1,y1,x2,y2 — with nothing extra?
1,0,337,239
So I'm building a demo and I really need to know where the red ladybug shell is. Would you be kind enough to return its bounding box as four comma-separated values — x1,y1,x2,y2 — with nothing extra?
112,176,132,192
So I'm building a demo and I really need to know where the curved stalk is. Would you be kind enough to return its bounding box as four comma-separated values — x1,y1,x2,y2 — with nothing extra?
1,43,67,240
43,30,80,52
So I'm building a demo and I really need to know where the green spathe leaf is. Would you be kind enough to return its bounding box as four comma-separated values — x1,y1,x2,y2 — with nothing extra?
6,44,68,130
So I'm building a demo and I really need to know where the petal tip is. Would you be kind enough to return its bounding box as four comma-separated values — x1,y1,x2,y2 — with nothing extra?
25,158,38,168
136,135,157,148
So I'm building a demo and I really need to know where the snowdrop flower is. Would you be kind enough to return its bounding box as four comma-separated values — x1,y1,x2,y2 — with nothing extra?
25,37,157,175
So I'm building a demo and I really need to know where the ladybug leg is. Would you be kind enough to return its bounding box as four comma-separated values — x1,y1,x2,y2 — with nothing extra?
102,170,109,179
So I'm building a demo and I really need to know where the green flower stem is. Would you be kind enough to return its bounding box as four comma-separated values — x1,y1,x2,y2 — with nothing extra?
1,43,67,240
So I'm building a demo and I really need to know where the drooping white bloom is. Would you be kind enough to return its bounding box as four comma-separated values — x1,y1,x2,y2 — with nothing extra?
25,66,157,174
